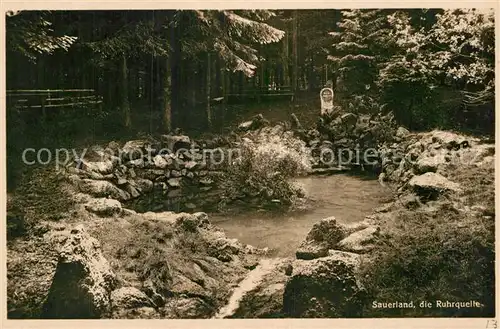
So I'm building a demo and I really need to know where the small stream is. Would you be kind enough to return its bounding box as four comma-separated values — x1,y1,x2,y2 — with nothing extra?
211,173,390,257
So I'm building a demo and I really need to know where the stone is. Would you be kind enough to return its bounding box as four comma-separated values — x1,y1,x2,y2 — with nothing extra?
295,217,348,260
162,297,211,319
84,198,122,217
340,113,358,127
409,172,461,198
122,140,149,161
81,160,115,175
153,155,168,169
167,178,181,188
226,258,290,318
78,179,131,201
396,126,410,139
399,193,421,209
296,240,329,260
128,158,145,168
171,170,181,178
41,225,117,318
283,251,366,318
184,161,197,170
415,155,443,174
199,178,214,186
133,178,154,193
162,135,191,153
374,202,394,213
111,287,154,310
123,184,141,199
336,226,380,254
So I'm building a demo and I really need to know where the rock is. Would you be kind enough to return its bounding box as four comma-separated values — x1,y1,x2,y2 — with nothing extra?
207,238,243,262
374,202,394,213
128,158,145,168
199,178,214,186
238,114,268,132
283,251,366,317
162,135,191,153
78,179,131,201
106,141,121,156
111,287,154,310
133,178,154,193
123,183,141,199
340,113,358,127
153,155,168,169
238,120,254,131
396,126,410,139
81,160,115,175
170,170,181,178
84,198,122,217
296,240,329,260
122,140,150,161
184,161,197,170
228,258,291,318
162,297,212,319
336,226,380,254
295,217,348,260
415,155,443,174
41,225,117,318
167,178,181,188
409,172,461,198
399,193,421,209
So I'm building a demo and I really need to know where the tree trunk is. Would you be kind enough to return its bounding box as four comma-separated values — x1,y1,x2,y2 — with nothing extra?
169,13,182,129
292,9,299,98
206,52,212,130
162,56,172,133
120,54,131,128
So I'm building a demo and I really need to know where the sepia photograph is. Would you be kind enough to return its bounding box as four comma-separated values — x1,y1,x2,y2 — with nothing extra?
3,5,496,323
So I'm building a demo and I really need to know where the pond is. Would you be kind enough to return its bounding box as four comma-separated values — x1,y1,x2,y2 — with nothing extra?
210,174,390,257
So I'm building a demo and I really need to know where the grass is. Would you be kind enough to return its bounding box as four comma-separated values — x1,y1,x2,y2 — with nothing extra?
360,161,495,317
7,166,76,241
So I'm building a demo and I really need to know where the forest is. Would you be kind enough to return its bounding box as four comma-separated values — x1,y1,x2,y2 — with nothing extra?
6,9,494,133
5,8,496,320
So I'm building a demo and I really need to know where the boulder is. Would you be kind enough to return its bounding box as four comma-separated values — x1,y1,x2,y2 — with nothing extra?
78,179,131,201
336,226,380,254
283,251,366,317
111,287,154,310
408,172,461,198
41,225,117,318
415,155,444,174
295,217,347,260
84,198,122,217
296,240,329,260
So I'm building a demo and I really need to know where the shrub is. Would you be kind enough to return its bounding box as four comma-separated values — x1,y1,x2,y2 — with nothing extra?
219,129,311,210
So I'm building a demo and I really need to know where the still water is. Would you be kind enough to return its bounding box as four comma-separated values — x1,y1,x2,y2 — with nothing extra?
211,174,390,257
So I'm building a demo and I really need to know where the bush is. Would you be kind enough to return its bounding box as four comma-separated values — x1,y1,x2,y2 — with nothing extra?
219,129,311,210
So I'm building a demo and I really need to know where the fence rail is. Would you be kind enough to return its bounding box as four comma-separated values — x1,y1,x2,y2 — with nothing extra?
7,89,103,112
